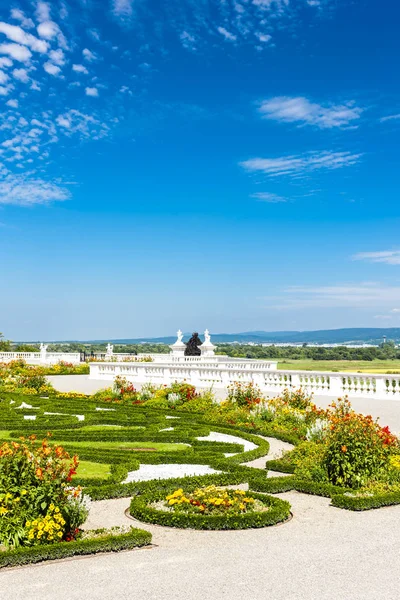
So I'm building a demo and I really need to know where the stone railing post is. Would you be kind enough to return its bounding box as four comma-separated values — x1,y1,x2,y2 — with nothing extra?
329,374,343,397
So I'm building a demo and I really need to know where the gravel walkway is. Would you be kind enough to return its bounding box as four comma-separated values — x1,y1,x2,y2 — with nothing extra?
3,492,400,600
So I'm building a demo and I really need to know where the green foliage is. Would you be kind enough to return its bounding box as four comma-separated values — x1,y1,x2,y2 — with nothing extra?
129,477,290,530
0,436,86,549
0,332,11,352
323,398,398,488
0,527,152,568
226,381,263,408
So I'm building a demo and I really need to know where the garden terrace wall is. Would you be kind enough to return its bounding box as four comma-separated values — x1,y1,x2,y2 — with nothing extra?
90,361,400,400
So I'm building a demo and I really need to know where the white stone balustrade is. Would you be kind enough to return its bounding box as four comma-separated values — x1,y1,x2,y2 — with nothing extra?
89,360,400,400
0,351,81,365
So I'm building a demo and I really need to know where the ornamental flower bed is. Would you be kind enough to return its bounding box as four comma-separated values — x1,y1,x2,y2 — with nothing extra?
0,435,89,549
165,485,256,515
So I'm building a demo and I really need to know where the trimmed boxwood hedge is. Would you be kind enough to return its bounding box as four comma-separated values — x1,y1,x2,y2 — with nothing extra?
2,391,400,514
0,527,152,569
331,490,400,511
265,459,295,474
129,479,290,530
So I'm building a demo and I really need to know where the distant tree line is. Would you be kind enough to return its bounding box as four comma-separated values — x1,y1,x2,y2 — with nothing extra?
215,342,400,361
3,334,400,361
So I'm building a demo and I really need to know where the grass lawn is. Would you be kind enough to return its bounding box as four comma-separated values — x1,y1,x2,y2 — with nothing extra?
277,359,400,373
61,441,190,452
73,460,111,479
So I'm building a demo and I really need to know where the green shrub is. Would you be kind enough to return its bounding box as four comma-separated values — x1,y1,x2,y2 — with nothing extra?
323,398,398,488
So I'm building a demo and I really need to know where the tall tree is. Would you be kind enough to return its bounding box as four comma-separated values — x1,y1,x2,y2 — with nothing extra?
0,332,11,351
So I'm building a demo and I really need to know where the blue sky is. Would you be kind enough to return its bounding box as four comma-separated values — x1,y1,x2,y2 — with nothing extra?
0,0,399,340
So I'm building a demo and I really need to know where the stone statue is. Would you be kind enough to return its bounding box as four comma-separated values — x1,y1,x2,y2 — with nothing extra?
177,329,183,343
204,329,211,344
184,332,202,356
39,343,48,353
106,343,114,355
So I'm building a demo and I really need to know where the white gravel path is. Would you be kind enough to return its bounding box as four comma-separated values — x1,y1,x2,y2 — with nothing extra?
196,431,258,453
123,463,221,483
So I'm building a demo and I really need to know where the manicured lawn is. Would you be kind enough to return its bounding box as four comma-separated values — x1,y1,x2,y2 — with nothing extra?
80,425,144,431
61,440,190,452
73,460,111,479
278,359,400,373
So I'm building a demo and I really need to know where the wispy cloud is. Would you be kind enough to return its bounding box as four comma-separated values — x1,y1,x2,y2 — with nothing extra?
380,113,400,123
251,192,287,203
0,174,70,206
258,96,363,129
112,0,134,19
266,282,400,310
109,0,332,52
240,151,362,177
352,251,400,265
217,27,237,42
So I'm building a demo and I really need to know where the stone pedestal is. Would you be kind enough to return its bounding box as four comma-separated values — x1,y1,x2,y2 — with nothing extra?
200,341,216,358
169,341,186,358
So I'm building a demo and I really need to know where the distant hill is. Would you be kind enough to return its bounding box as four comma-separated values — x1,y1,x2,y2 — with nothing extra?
77,328,400,345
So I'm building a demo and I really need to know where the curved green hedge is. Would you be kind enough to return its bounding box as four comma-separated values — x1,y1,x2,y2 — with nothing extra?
2,391,400,514
0,527,152,569
129,478,290,530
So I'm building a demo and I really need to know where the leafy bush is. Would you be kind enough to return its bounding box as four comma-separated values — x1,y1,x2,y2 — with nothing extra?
227,382,263,408
323,398,398,488
0,436,88,548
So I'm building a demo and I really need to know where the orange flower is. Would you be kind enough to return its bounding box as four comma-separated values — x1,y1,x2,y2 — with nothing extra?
341,445,347,453
35,467,43,478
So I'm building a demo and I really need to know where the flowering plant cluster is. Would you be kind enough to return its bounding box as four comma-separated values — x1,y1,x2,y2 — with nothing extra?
322,398,399,488
0,436,89,549
165,485,256,515
25,504,66,544
227,381,262,408
0,360,88,395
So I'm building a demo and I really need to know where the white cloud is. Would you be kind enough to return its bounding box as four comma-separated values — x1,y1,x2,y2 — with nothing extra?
267,282,400,310
85,86,99,97
72,63,88,74
258,96,363,129
36,2,51,23
352,251,400,265
113,0,134,18
49,49,65,66
43,62,61,76
6,98,18,108
12,68,29,83
380,113,400,123
82,48,97,62
255,32,271,43
37,20,58,41
251,192,287,203
0,69,8,84
0,85,10,96
10,9,34,29
180,31,196,50
0,174,70,206
0,43,32,62
217,27,237,41
54,109,109,139
0,56,12,67
56,115,71,128
240,151,362,177
0,22,48,53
